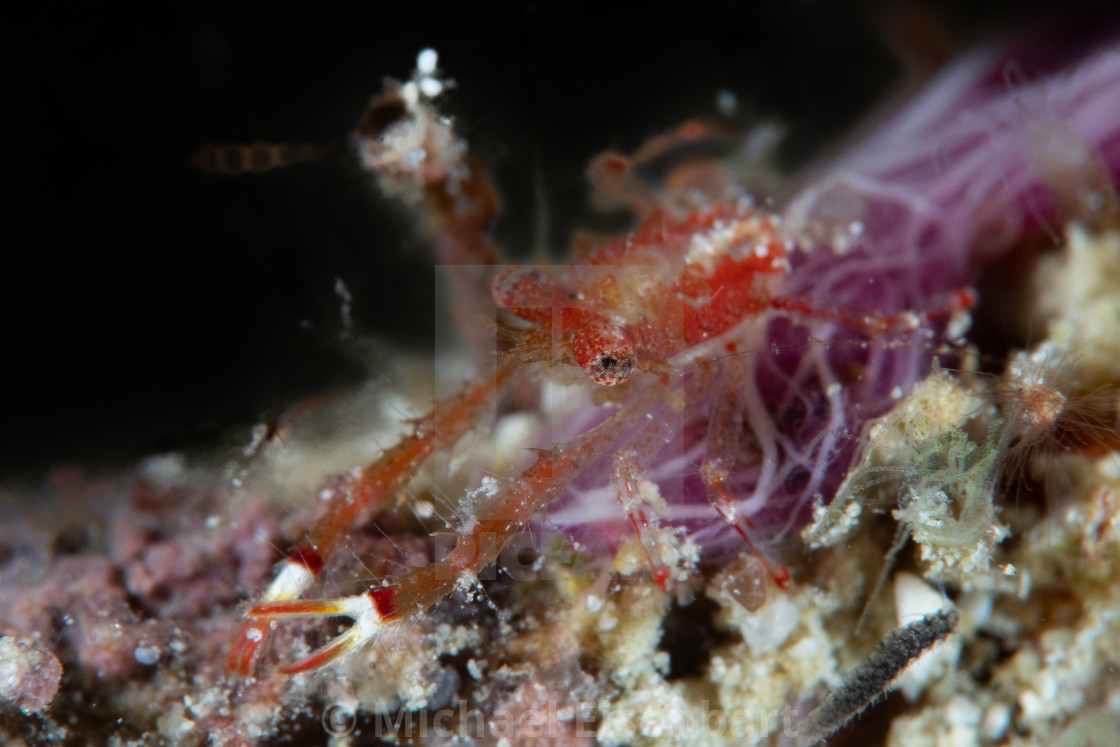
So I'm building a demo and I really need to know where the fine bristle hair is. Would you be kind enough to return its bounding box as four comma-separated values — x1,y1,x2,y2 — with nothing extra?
798,610,959,746
988,346,1120,493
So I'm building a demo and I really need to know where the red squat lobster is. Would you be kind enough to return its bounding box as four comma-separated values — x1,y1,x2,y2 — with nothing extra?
229,50,975,675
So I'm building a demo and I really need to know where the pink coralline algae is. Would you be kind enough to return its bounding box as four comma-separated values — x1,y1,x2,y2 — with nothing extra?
0,637,63,715
0,463,288,739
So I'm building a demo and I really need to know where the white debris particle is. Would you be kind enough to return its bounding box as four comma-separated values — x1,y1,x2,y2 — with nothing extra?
157,703,197,742
466,658,486,680
945,693,982,727
981,702,1012,741
416,48,439,75
1018,569,1032,598
400,80,420,108
804,494,862,548
737,592,800,656
597,609,619,632
138,453,187,483
134,645,161,665
476,475,502,498
890,385,904,399
455,571,482,601
418,77,444,98
586,594,604,613
946,306,972,342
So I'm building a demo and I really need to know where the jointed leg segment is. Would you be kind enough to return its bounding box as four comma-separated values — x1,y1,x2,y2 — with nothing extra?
229,365,514,675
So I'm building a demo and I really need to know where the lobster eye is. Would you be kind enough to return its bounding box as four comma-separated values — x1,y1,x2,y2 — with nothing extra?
572,323,635,386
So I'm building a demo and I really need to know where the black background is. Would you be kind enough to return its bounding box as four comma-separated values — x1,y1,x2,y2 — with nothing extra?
8,1,1112,479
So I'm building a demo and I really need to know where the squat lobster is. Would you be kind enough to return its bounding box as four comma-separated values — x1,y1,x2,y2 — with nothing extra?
230,49,974,676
